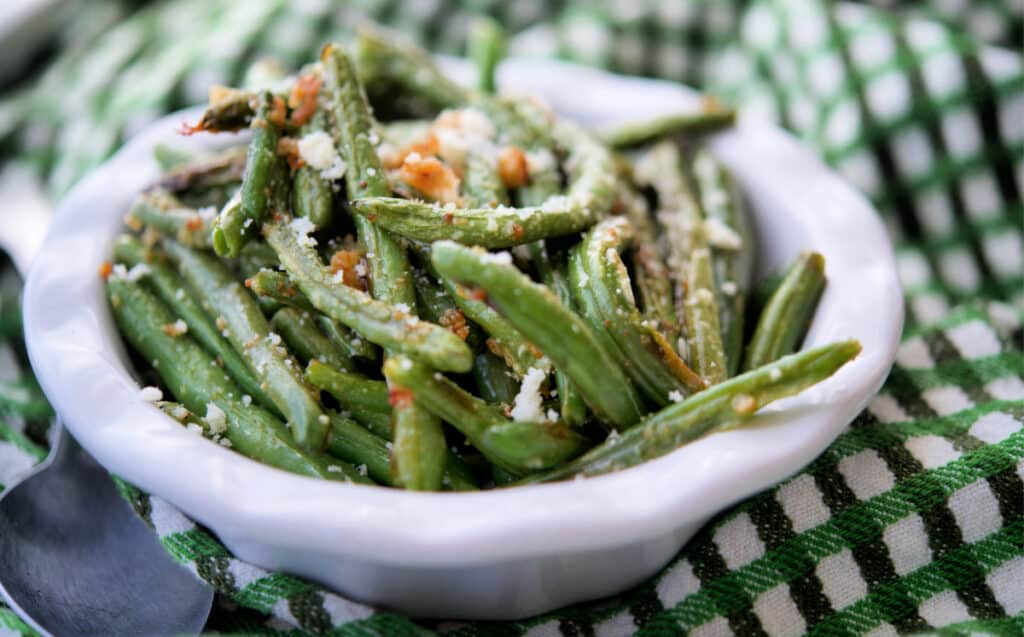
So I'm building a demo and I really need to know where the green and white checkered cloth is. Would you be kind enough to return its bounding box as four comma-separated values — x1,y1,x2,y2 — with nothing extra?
0,1,1021,635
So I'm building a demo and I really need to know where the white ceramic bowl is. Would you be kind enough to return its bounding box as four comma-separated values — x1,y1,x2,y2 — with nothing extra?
24,58,902,620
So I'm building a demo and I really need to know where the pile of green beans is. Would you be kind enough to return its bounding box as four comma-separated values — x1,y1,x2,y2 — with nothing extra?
104,24,856,490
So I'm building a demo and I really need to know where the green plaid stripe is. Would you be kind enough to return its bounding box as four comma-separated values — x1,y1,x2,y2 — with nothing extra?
0,1,1022,635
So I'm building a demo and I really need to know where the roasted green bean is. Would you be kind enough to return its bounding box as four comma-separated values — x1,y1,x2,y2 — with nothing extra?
384,356,587,473
604,101,737,149
163,239,329,450
431,241,645,429
744,252,827,371
522,340,860,482
265,221,473,373
271,307,355,373
108,277,367,483
113,235,274,410
213,92,283,258
690,148,754,377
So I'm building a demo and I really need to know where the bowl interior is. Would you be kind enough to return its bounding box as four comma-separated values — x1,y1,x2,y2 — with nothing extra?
23,57,902,570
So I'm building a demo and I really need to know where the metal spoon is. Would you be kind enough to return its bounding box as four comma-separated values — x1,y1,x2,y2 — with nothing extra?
0,169,214,635
0,424,214,636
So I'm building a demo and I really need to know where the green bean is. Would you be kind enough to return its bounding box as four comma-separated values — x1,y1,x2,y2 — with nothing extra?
213,92,282,258
327,412,478,491
636,141,726,379
521,340,861,483
384,356,587,473
325,412,392,485
634,140,703,289
331,410,478,490
529,241,588,427
264,221,473,373
322,45,391,203
235,240,279,278
471,351,518,406
442,278,540,377
744,252,827,371
163,239,329,450
292,109,334,229
353,26,465,113
305,360,391,439
156,145,247,193
411,266,520,401
503,96,560,156
354,25,558,206
350,119,615,248
126,190,214,249
684,243,728,385
388,386,448,491
603,102,737,149
462,151,509,208
323,44,420,305
412,250,537,393
271,307,355,373
245,269,316,313
412,240,535,375
572,218,705,407
113,235,274,411
412,268,468,333
324,39,453,502
431,241,645,429
620,182,679,345
355,29,546,153
468,16,505,94
691,148,755,377
316,316,380,364
412,268,493,353
107,277,367,483
184,86,257,134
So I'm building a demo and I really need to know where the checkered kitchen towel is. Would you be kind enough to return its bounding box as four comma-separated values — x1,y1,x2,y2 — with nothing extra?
1,1,1021,635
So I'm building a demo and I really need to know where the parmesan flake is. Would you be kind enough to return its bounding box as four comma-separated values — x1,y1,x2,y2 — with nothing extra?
139,386,163,402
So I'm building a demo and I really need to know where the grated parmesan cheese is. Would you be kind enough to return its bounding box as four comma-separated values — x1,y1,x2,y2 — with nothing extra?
139,386,163,402
703,218,743,250
111,263,151,282
480,251,513,265
204,403,227,435
540,195,569,212
510,367,550,422
297,131,340,170
320,157,347,180
289,216,318,248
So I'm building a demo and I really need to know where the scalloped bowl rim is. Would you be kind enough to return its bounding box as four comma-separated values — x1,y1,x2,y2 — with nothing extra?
25,57,902,572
